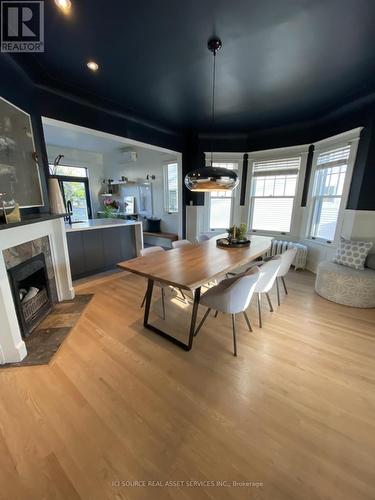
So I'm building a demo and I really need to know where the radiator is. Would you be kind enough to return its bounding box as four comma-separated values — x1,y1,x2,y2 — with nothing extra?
265,240,308,270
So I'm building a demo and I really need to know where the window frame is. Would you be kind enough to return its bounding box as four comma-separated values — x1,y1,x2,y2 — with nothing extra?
50,164,92,220
245,145,309,237
305,129,362,245
163,162,179,214
203,159,241,231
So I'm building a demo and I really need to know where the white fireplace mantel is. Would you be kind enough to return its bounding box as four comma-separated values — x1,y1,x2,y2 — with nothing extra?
0,217,74,364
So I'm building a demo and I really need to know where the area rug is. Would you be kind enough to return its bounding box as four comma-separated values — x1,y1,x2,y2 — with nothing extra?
1,294,93,368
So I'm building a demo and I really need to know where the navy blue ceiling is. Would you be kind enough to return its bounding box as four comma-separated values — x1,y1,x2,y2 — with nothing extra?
10,0,375,132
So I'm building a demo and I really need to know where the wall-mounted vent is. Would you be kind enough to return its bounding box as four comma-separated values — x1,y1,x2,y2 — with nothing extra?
122,150,137,162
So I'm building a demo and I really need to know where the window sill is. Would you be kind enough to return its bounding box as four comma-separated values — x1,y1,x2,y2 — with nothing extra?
304,238,337,248
249,230,292,238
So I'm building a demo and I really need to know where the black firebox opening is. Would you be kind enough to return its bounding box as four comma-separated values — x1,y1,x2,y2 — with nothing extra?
8,253,52,337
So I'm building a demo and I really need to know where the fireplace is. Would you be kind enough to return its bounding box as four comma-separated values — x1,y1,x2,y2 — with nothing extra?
8,253,52,337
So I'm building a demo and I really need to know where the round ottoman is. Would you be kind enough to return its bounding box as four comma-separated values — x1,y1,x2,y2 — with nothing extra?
315,261,375,308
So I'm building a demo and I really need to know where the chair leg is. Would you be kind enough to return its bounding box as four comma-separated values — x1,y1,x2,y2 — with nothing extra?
140,290,147,308
243,311,253,332
266,292,274,312
281,276,288,295
214,310,219,318
231,314,237,356
276,278,280,306
179,288,188,303
194,308,211,336
257,293,262,328
161,288,166,320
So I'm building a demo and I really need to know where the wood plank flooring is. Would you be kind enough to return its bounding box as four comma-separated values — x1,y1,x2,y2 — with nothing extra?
0,270,374,500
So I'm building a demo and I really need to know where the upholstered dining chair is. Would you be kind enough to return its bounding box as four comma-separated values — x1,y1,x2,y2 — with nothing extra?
194,267,260,356
172,239,192,248
253,256,281,328
140,246,167,319
196,234,210,243
275,248,297,306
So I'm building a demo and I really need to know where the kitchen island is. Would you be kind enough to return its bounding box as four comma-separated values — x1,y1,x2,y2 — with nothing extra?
65,219,143,280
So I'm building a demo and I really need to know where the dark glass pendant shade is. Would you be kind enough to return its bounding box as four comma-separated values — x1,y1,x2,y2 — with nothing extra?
185,36,238,192
184,166,239,192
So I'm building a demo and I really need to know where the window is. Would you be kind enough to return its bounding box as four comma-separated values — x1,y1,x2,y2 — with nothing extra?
309,145,351,242
249,157,301,233
208,162,238,230
164,163,178,213
49,164,92,221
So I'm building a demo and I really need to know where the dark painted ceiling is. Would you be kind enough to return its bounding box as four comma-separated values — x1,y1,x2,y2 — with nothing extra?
10,0,375,132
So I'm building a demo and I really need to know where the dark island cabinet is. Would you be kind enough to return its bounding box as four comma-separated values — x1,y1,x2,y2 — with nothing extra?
66,225,136,279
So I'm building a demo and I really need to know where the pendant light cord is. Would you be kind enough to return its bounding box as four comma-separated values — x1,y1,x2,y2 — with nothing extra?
210,50,216,167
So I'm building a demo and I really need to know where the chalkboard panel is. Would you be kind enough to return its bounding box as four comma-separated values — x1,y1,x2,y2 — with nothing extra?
0,96,43,207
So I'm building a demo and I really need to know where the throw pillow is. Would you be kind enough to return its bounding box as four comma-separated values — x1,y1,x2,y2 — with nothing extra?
333,237,373,270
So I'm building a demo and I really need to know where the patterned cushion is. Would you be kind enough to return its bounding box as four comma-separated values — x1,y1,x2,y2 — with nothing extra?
333,237,373,270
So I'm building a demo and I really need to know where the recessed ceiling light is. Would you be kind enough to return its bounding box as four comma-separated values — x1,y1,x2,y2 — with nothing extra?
54,0,72,14
87,61,99,72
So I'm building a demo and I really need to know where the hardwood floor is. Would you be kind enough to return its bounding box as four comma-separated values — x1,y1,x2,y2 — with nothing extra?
0,270,375,500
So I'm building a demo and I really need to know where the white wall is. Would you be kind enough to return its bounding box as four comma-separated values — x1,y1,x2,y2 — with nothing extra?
103,147,179,234
46,144,105,216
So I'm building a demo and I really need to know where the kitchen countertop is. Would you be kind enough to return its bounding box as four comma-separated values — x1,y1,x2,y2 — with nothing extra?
65,218,142,232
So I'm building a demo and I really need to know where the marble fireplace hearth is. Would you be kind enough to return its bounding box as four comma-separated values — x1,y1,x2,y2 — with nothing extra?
0,217,74,363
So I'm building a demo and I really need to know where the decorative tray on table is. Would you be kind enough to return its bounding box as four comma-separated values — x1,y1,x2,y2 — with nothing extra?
216,238,251,248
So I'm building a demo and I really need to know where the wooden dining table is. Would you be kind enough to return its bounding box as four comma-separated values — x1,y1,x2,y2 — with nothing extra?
117,234,272,351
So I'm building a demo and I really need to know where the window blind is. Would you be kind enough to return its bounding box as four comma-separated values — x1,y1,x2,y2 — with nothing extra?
252,157,301,176
316,145,351,169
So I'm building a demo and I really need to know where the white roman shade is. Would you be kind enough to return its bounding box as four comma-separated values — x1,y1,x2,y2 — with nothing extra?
253,157,301,176
316,145,351,169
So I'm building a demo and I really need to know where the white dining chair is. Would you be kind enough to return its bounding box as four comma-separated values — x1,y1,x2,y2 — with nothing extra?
172,239,192,248
275,248,297,305
194,267,260,356
140,246,167,319
196,234,210,243
253,256,281,328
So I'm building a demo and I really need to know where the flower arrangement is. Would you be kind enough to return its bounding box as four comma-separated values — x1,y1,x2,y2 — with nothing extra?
227,223,248,242
103,198,119,217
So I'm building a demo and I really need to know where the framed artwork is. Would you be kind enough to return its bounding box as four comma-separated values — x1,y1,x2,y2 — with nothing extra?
0,96,44,207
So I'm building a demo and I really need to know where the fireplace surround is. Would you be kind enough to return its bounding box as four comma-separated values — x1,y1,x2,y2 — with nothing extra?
0,216,74,363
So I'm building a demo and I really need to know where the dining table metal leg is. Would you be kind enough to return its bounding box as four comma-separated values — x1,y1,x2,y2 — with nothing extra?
187,288,201,349
143,278,201,351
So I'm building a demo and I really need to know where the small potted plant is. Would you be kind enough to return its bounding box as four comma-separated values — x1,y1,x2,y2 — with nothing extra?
227,223,248,243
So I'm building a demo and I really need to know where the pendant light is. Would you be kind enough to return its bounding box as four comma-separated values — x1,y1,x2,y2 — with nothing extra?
184,37,239,192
